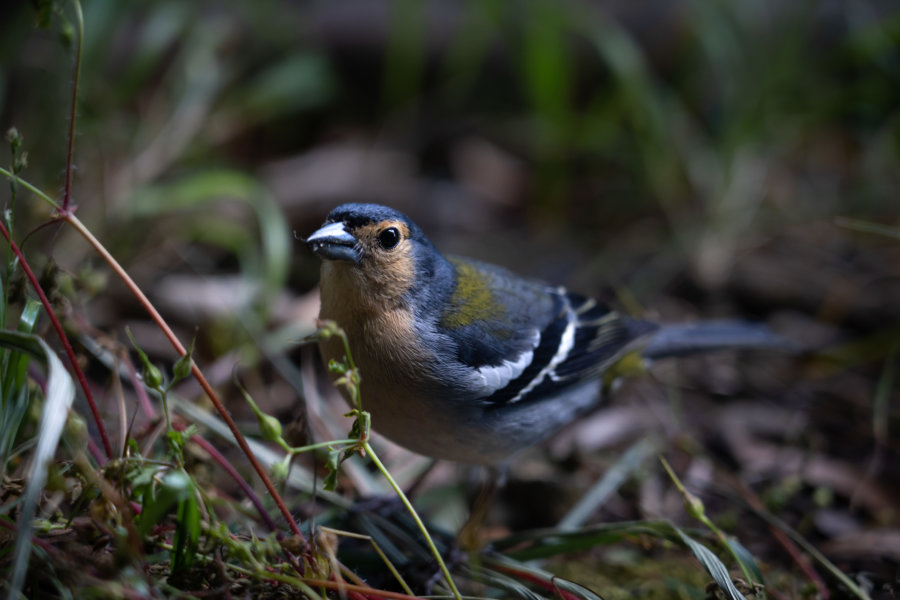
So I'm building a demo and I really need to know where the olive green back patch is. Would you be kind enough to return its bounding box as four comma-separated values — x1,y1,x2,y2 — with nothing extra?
441,258,505,329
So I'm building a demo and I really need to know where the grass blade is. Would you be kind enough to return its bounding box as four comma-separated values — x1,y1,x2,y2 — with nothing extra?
673,524,747,600
0,331,75,600
558,437,657,531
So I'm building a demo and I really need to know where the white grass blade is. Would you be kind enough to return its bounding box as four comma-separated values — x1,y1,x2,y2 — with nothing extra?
0,332,75,600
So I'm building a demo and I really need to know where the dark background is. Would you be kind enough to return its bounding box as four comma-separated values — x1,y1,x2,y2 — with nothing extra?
2,0,898,596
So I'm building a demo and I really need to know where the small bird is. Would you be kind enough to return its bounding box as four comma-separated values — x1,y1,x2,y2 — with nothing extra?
307,203,786,466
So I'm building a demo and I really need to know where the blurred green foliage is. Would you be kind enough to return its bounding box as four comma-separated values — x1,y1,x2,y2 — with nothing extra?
1,0,898,317
3,1,896,214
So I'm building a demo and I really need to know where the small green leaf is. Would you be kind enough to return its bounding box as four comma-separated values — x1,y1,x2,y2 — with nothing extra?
131,465,158,489
347,416,361,440
323,447,341,491
172,491,201,571
17,299,42,333
138,470,193,537
167,429,184,447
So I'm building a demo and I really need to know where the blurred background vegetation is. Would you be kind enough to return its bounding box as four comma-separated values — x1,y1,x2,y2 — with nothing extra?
1,0,899,597
3,0,898,288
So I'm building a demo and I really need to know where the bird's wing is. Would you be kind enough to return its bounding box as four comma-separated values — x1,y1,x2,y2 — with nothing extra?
438,257,654,403
482,288,656,405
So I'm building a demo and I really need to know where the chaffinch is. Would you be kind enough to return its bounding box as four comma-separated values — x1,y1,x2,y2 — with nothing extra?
307,203,786,465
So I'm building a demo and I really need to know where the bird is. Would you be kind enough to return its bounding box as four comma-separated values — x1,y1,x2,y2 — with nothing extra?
306,203,788,466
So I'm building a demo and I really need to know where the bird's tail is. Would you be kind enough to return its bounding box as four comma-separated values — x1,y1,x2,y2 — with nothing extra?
640,320,794,360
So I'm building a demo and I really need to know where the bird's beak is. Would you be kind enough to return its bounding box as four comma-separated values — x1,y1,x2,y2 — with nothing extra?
306,221,360,263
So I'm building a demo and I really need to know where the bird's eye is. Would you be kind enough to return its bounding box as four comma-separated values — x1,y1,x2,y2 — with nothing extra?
377,227,401,250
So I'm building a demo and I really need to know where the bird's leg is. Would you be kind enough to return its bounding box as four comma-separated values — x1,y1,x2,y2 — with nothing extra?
456,466,505,551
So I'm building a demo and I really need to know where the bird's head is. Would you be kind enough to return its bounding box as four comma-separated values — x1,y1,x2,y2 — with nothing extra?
306,203,445,308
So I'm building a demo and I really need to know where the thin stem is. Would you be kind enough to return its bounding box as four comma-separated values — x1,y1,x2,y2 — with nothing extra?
660,456,757,585
63,213,305,540
735,478,864,600
289,439,358,454
189,433,279,532
0,166,57,206
61,0,84,215
364,441,462,600
318,526,415,597
0,219,114,459
227,562,423,600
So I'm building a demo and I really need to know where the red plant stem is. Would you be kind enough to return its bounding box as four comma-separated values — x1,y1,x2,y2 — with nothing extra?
0,219,114,459
736,482,829,599
64,214,304,540
188,432,279,532
491,565,583,600
87,437,106,463
299,579,423,600
768,525,828,598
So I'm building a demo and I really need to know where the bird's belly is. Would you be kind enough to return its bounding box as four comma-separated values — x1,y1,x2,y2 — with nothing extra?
362,378,605,466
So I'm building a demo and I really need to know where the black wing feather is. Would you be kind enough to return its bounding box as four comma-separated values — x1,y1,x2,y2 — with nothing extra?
488,291,656,406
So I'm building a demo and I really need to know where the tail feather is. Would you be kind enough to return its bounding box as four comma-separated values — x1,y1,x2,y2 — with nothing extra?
640,320,794,360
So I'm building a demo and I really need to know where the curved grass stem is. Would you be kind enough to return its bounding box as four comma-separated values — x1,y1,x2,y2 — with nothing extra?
364,440,462,600
63,213,305,540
